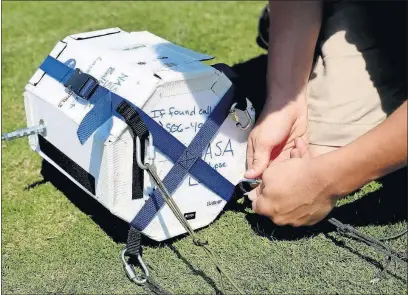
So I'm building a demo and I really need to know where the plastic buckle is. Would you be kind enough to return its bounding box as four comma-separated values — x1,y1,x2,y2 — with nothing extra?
64,68,99,100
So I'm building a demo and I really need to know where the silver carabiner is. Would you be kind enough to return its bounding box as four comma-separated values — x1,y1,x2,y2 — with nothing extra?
135,132,155,170
121,248,149,285
229,102,253,130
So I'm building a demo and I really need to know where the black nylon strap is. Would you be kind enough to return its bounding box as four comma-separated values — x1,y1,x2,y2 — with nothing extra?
126,226,142,257
125,227,171,294
116,101,149,200
38,135,96,194
212,63,248,111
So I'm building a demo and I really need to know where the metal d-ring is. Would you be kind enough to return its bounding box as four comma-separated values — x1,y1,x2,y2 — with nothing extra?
229,102,253,130
121,248,149,285
135,132,155,170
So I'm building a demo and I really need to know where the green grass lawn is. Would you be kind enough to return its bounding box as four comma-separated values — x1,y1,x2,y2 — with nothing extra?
2,1,407,294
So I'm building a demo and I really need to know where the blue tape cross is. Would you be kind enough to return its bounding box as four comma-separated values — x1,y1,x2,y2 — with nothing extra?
39,56,236,231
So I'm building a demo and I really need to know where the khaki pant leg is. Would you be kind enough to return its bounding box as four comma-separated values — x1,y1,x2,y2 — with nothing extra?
307,1,406,147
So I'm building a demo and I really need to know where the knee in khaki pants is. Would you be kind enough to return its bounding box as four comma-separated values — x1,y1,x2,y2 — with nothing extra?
306,1,406,148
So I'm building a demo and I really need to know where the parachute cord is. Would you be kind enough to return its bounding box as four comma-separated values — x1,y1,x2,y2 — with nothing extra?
146,163,245,295
328,217,407,282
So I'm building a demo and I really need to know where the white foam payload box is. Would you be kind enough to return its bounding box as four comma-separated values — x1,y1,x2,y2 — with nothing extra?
24,27,255,241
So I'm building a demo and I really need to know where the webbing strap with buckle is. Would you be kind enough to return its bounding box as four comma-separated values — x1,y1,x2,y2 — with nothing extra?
39,56,237,230
40,57,147,199
64,68,99,99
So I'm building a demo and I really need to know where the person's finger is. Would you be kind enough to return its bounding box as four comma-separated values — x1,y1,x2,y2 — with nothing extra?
247,183,263,201
247,189,258,201
270,148,292,164
294,138,310,159
251,197,258,212
252,194,274,217
290,148,301,158
246,138,254,170
245,144,272,178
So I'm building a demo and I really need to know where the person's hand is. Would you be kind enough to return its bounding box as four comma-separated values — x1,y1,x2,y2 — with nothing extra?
247,138,340,227
245,94,308,179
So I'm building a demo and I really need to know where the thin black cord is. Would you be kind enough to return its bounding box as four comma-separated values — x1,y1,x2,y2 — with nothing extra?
328,217,407,269
379,228,408,241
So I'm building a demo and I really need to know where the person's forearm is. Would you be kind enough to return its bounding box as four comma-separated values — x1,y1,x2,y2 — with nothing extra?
323,101,408,197
265,0,322,111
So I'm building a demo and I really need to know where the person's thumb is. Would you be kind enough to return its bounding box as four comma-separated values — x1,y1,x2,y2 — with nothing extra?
244,145,271,178
295,138,310,158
